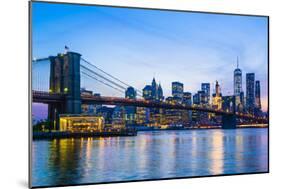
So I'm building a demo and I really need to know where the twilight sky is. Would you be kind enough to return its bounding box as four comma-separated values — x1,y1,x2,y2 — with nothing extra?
32,2,268,119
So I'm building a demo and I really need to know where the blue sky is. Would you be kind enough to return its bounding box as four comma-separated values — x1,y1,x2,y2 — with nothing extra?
32,2,268,115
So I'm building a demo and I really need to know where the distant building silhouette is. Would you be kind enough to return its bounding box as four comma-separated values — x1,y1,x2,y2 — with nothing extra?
255,80,262,112
246,73,255,114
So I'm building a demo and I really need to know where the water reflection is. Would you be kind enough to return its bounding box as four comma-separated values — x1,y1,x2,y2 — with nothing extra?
32,128,268,187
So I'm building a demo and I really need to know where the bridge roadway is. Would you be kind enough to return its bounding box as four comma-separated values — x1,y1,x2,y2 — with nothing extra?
32,91,267,121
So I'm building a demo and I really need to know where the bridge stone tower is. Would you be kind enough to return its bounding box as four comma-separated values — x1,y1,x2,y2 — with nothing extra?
222,96,237,129
48,52,82,130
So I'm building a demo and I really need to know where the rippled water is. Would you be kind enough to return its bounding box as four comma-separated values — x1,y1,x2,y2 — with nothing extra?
32,128,268,187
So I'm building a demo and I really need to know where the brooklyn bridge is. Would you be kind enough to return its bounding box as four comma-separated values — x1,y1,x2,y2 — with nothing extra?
31,51,268,130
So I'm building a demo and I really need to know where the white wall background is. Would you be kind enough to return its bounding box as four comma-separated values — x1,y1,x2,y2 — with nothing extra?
0,0,279,188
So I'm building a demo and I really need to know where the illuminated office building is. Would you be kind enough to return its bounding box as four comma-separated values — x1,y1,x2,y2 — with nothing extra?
143,78,163,102
165,96,183,127
125,87,137,125
112,106,126,129
172,82,184,100
201,83,210,104
59,114,104,132
212,81,222,110
136,107,148,125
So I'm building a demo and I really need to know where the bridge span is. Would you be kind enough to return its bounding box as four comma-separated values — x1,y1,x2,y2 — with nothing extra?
32,90,267,122
32,51,268,130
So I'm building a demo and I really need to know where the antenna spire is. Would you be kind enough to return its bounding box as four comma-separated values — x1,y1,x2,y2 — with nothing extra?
237,56,239,68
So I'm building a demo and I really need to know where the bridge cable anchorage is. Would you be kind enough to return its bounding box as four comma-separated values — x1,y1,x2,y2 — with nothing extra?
81,58,143,95
81,65,142,97
81,71,124,94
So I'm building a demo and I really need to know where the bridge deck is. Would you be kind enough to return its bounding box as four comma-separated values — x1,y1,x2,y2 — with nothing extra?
32,91,267,122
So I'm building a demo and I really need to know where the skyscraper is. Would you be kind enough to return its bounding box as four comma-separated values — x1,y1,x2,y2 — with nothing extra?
143,78,163,101
183,92,192,106
246,73,255,113
172,82,184,99
212,80,222,110
151,77,158,100
143,85,153,100
233,57,244,112
201,83,210,104
234,57,242,96
255,80,261,110
157,83,164,101
125,87,137,125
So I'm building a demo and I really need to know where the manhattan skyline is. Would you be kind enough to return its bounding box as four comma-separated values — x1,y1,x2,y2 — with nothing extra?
32,2,268,112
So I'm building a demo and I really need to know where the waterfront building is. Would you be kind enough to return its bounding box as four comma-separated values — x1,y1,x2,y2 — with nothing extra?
143,78,164,126
192,93,200,123
112,106,126,129
125,87,137,125
246,73,255,114
201,83,210,104
212,81,222,110
136,107,148,125
59,114,104,132
165,96,183,127
172,81,184,100
182,92,192,126
97,106,114,128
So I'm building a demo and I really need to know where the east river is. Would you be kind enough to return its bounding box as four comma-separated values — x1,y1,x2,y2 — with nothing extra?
32,128,268,187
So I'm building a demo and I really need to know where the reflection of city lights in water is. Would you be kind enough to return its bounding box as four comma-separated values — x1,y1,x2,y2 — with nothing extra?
32,129,268,187
210,130,224,175
85,138,93,173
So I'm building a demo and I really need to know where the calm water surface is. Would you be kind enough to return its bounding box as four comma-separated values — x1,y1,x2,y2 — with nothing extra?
32,128,268,187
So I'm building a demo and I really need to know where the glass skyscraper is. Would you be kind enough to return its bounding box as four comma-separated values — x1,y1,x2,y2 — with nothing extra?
255,80,261,110
246,73,255,113
201,83,210,105
172,82,184,99
234,57,242,96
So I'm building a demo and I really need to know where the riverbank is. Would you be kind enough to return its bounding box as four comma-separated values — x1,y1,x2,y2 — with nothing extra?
33,125,268,140
134,125,268,131
33,130,137,140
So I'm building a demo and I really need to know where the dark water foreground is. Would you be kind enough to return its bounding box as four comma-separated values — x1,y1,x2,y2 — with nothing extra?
32,128,268,187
